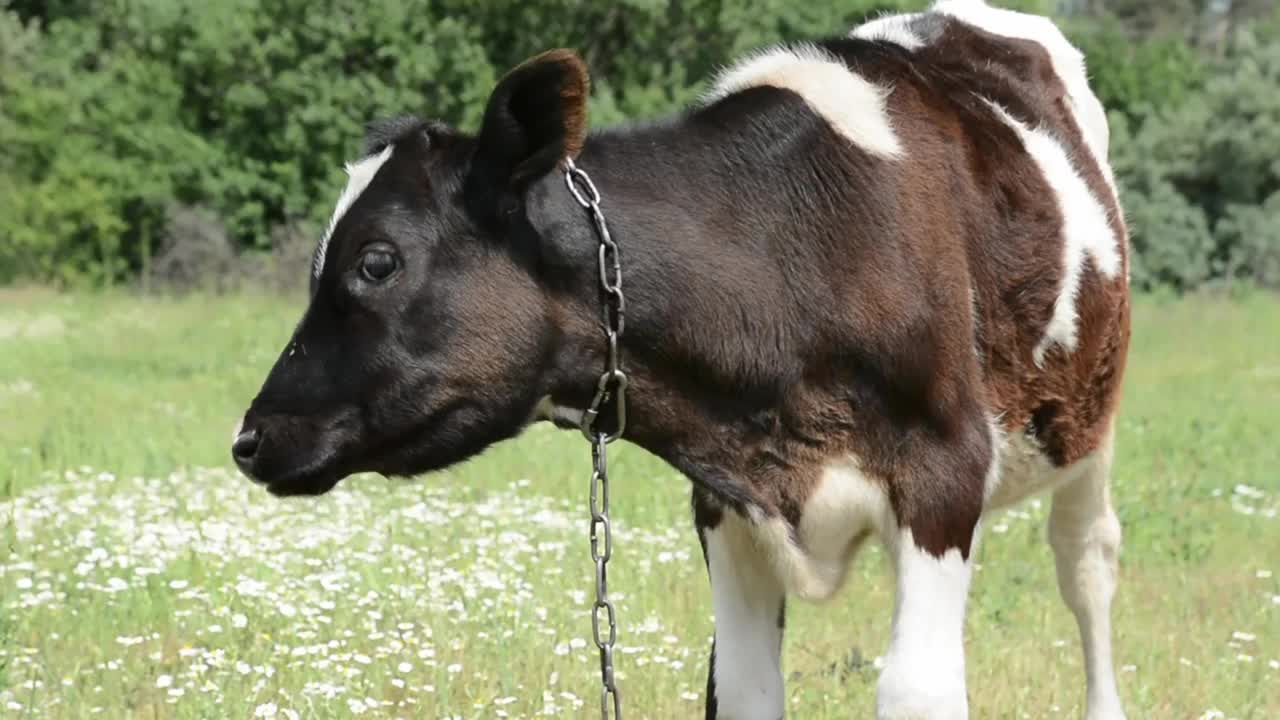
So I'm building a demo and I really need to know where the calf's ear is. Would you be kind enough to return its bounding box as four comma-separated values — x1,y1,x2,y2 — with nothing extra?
469,49,590,198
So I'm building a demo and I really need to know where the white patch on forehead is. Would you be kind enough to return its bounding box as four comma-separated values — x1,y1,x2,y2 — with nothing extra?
313,144,395,280
850,12,925,49
702,43,903,159
984,101,1121,367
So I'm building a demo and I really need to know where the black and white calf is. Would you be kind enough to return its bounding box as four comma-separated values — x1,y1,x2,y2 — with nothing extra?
233,1,1132,717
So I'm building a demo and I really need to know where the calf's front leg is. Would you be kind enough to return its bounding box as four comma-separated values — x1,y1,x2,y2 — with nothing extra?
874,410,991,720
697,506,787,720
876,527,976,720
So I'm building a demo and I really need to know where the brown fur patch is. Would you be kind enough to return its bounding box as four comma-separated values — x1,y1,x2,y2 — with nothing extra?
911,19,1132,468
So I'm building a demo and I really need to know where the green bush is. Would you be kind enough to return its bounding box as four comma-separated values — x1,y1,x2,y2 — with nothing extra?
1069,23,1207,126
1108,26,1280,290
0,3,213,285
1217,193,1280,288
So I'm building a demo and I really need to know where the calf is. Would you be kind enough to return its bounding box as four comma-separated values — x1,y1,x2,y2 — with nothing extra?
232,1,1131,718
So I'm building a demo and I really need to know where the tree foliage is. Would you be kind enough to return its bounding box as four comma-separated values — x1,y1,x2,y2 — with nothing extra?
0,0,1277,291
1107,24,1280,289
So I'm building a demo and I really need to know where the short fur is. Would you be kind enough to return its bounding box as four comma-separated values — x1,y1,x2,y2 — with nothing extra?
234,3,1132,718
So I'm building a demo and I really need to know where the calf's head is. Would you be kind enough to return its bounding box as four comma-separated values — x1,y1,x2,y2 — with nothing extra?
232,50,591,496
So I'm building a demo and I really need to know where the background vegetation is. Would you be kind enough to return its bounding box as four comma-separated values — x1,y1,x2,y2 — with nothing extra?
2,3,1277,717
1,0,1277,291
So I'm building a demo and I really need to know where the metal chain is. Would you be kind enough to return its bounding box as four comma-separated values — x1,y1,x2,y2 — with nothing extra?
565,157,626,720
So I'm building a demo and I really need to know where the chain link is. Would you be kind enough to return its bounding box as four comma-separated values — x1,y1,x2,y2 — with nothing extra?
565,157,626,720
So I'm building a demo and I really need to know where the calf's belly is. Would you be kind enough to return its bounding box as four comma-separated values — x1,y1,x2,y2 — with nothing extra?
724,434,1103,600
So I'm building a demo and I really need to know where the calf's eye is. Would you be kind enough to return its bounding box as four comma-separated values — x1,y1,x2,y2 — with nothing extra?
359,250,399,282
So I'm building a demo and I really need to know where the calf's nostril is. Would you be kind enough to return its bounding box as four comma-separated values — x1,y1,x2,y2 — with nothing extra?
232,428,262,462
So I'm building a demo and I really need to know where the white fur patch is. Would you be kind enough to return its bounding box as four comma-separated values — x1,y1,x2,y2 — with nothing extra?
723,459,889,602
851,12,925,49
985,426,1109,510
982,416,1006,505
704,523,786,720
984,102,1121,366
529,396,585,427
933,0,1117,192
702,44,903,159
877,528,972,720
313,145,395,279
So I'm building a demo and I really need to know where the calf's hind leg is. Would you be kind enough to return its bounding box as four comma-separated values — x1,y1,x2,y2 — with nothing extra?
1048,429,1126,720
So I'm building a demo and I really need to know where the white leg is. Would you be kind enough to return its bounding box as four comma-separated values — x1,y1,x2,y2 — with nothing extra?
1048,438,1126,720
877,529,973,720
703,517,786,720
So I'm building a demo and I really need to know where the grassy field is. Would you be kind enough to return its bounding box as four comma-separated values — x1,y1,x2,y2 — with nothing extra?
1,286,1277,719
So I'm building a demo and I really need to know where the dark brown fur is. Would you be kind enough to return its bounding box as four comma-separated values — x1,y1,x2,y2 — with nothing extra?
234,16,1132,719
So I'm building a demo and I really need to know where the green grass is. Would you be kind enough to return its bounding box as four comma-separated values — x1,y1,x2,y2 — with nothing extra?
1,286,1277,719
